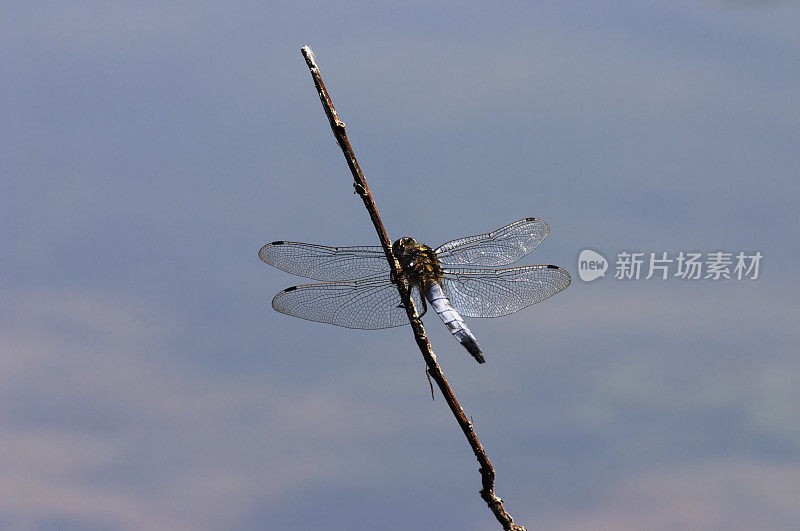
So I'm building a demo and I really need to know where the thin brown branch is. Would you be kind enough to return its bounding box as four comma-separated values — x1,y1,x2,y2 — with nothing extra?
300,45,527,531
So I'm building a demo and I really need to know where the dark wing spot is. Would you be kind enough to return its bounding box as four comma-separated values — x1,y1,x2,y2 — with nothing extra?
547,265,559,269
283,286,298,292
270,241,286,245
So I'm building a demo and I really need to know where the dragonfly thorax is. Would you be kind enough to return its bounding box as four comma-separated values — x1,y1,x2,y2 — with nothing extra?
392,237,443,288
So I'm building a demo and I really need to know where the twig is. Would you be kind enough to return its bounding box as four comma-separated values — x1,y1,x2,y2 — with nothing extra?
299,46,527,531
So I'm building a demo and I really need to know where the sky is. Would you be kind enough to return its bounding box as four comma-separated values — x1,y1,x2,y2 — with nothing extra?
2,1,799,529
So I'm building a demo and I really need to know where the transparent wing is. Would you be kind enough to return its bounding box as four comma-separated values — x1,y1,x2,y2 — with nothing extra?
440,265,571,318
435,218,550,267
259,241,388,281
272,275,424,329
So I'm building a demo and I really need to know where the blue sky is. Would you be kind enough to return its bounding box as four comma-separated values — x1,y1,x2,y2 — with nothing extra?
2,1,799,529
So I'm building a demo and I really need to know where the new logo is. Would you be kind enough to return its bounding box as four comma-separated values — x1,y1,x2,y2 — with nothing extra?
578,249,608,282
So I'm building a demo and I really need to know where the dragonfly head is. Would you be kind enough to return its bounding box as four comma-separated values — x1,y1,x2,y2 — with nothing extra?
392,237,419,266
392,236,417,253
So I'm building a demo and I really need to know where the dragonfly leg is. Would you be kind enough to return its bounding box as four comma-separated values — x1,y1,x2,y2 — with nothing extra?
418,295,428,318
395,292,427,317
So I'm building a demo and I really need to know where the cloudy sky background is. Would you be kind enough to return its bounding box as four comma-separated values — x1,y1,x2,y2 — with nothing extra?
3,1,799,529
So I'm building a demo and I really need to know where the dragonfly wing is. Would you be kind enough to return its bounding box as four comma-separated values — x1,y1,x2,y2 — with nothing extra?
440,266,571,318
272,275,423,329
435,218,550,267
259,241,388,281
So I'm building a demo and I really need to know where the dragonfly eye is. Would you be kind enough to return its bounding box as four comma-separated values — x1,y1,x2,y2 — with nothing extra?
391,238,404,256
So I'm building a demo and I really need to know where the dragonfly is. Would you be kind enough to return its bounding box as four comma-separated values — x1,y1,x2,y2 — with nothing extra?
259,218,570,363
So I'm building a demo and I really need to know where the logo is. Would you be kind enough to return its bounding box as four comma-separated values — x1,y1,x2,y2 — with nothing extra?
576,249,762,282
578,249,608,282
